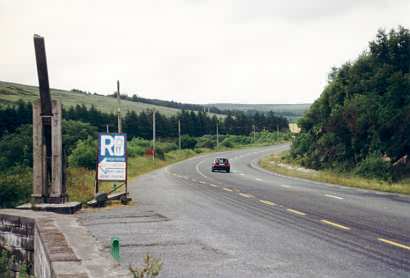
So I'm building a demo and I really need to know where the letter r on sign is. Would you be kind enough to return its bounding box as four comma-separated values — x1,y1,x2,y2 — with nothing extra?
101,135,114,156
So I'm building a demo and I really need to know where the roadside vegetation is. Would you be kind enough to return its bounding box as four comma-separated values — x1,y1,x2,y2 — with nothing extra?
262,26,410,194
261,151,410,195
0,98,289,207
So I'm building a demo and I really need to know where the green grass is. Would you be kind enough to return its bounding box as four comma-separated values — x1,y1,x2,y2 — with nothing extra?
67,149,203,203
0,80,223,117
260,151,410,195
67,140,288,204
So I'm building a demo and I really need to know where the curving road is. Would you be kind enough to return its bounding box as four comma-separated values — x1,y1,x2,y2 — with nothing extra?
80,144,410,277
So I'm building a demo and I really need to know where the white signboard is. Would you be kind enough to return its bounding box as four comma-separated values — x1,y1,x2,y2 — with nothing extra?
97,133,127,181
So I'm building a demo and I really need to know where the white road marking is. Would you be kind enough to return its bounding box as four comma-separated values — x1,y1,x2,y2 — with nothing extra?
196,160,210,179
325,194,344,200
199,181,206,184
223,187,233,192
255,178,263,182
280,184,291,188
239,173,245,176
287,209,306,216
239,193,254,198
209,184,218,188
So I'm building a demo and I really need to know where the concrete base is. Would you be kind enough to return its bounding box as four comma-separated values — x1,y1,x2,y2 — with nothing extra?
16,202,82,214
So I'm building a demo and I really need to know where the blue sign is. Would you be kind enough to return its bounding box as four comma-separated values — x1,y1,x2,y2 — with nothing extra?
97,133,127,181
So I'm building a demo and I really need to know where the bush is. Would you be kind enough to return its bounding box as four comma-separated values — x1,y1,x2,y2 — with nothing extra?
196,135,216,149
354,155,393,181
128,138,154,157
0,125,32,171
180,135,197,149
156,142,178,153
68,139,97,170
0,167,32,208
62,120,98,156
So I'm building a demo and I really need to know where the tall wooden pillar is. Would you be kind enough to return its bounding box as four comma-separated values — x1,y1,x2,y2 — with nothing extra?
32,100,45,203
32,99,66,204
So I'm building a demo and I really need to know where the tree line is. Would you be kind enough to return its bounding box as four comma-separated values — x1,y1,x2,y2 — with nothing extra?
0,101,289,140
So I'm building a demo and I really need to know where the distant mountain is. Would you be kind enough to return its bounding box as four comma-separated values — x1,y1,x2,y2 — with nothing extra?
209,103,311,121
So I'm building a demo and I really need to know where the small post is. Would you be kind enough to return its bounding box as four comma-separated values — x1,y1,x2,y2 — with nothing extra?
117,80,122,133
152,110,156,161
178,120,181,150
111,237,120,262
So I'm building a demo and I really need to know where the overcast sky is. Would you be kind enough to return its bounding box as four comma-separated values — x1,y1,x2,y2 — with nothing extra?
1,0,409,104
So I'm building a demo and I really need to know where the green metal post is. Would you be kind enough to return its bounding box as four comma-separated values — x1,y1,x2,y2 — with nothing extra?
111,237,120,262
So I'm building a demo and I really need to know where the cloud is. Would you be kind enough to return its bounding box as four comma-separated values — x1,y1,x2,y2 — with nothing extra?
0,0,409,104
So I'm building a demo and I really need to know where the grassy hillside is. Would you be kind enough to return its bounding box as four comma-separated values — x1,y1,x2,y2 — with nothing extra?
210,103,310,114
0,81,195,116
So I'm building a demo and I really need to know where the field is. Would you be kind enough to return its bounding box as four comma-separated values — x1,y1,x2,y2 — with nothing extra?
0,81,221,117
210,103,310,115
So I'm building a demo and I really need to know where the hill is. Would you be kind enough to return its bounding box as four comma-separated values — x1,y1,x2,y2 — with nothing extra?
0,81,219,116
209,103,310,121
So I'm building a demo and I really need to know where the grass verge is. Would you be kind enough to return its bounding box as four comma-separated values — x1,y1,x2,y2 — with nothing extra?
67,138,290,204
260,151,410,195
67,149,202,204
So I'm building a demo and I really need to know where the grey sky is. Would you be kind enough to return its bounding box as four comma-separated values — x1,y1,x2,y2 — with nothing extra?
1,0,409,104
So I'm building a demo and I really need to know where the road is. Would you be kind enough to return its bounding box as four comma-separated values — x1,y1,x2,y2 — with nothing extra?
80,144,410,277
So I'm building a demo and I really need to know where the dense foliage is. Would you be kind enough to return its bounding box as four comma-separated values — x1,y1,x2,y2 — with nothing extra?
1,102,288,139
290,26,410,181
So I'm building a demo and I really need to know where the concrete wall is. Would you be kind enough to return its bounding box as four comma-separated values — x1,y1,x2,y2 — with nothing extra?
0,213,35,276
0,210,130,278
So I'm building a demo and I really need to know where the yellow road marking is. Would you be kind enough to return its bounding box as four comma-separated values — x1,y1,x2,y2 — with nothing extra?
287,209,306,216
259,200,275,206
320,220,350,230
223,187,233,192
378,238,410,251
239,193,254,198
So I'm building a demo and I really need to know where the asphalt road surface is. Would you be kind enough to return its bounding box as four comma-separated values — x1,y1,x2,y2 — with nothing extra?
80,144,410,277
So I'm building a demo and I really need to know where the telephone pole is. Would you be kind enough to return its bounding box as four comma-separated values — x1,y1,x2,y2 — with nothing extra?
253,124,256,142
117,80,122,133
178,119,181,150
216,120,219,149
152,110,156,161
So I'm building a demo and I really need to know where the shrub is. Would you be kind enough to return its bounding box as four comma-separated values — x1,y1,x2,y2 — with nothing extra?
180,135,197,149
196,135,216,149
0,167,31,208
156,142,178,153
68,139,97,170
354,155,393,181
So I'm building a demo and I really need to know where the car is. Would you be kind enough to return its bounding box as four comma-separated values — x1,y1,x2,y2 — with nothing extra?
211,158,230,173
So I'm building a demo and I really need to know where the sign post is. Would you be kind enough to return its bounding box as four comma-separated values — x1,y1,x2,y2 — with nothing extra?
96,133,128,195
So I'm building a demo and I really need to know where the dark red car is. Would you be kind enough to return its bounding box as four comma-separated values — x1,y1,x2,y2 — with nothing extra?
211,158,230,173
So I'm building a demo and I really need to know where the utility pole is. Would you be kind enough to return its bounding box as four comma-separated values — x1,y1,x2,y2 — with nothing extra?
253,124,256,142
152,110,156,161
216,120,219,149
117,80,122,133
178,119,181,150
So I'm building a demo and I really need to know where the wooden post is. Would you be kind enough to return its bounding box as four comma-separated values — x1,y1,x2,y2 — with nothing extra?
32,100,45,203
117,80,122,133
49,100,66,203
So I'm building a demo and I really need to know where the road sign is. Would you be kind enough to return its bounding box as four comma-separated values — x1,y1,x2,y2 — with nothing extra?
97,133,127,181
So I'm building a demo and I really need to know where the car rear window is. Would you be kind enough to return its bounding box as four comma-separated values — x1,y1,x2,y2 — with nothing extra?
216,158,228,163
